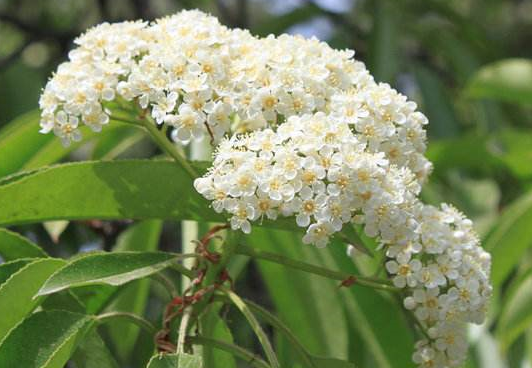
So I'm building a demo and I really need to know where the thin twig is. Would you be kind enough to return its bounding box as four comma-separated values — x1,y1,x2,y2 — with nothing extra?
176,307,192,353
235,243,399,292
97,311,157,334
138,114,199,178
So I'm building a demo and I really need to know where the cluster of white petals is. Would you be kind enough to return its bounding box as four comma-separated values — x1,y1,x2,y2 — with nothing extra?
39,10,491,368
195,112,491,367
39,10,430,182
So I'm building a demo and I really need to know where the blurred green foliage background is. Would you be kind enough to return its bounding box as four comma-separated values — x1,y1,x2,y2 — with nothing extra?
1,0,532,367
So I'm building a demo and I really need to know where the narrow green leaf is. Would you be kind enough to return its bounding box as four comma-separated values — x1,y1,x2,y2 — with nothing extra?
38,251,184,296
201,303,237,368
368,0,399,82
497,271,532,349
247,227,412,368
0,160,221,226
326,240,414,368
75,285,120,314
310,356,355,368
0,258,33,285
466,58,532,105
72,330,120,368
0,227,47,261
413,65,460,138
231,296,352,368
0,110,50,178
251,3,322,36
0,310,94,368
245,228,349,365
0,257,65,340
146,353,202,368
106,220,163,361
526,329,532,367
38,292,121,368
485,190,532,288
223,288,280,368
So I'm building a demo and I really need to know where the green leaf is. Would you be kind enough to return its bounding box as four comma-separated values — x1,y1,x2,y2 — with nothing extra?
244,228,349,365
246,227,412,368
497,270,532,349
146,353,202,368
91,126,145,159
251,3,322,36
201,303,237,368
0,257,65,340
0,110,128,178
38,288,120,368
485,190,532,289
237,296,352,368
223,288,280,368
413,64,460,138
466,58,532,105
426,134,502,176
368,0,399,82
0,227,47,261
495,130,532,180
0,160,221,226
0,310,94,368
310,356,355,368
0,110,50,178
426,129,532,180
0,258,33,285
0,160,297,232
326,241,414,368
106,220,163,361
72,330,120,368
38,251,184,296
75,285,120,314
526,329,532,367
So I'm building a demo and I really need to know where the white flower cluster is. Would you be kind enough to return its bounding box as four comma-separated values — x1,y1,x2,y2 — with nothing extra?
196,112,491,368
39,10,431,183
40,10,491,368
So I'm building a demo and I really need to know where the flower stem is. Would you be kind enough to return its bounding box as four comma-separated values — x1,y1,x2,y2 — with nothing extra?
187,335,271,368
137,116,198,179
96,312,157,335
235,243,399,292
184,230,237,331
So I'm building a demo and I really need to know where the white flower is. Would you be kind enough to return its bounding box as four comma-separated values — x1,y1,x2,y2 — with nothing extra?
303,221,334,248
168,104,204,143
229,202,256,234
294,187,327,227
411,287,441,321
416,263,447,289
385,255,422,288
151,91,178,124
53,111,82,147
